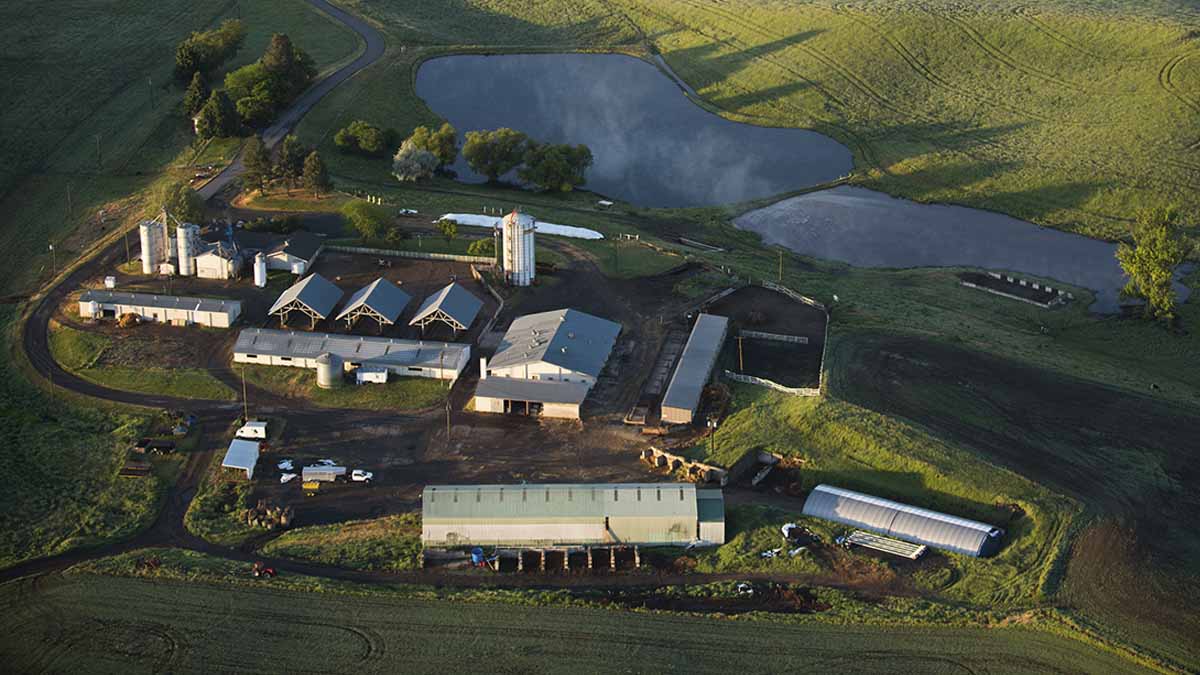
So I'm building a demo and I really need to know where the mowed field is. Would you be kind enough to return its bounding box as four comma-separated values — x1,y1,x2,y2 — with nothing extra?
303,0,1200,241
0,574,1153,674
0,0,362,296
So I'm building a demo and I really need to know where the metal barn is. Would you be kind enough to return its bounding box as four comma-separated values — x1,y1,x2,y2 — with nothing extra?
421,483,726,547
78,290,242,328
801,484,1005,557
233,328,471,381
661,313,729,425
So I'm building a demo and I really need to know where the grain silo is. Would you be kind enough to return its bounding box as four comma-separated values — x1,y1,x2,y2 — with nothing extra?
138,220,167,274
253,252,268,288
177,223,201,276
315,352,343,389
500,208,536,286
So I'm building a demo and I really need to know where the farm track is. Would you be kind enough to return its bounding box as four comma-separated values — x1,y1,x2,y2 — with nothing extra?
829,3,1083,120
919,5,1089,93
1012,6,1165,63
1157,52,1200,151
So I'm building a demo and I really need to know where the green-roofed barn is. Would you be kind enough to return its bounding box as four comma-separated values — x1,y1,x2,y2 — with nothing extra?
421,483,725,547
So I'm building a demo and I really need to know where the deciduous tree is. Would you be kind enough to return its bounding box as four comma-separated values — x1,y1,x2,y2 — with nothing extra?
519,143,592,192
1116,207,1191,324
462,128,528,181
341,201,390,241
150,179,204,223
391,140,438,182
408,123,458,168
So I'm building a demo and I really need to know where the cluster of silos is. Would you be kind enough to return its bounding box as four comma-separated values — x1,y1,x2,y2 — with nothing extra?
500,209,536,286
315,352,344,389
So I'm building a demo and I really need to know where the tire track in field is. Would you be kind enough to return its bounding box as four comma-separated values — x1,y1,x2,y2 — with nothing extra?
1012,6,1164,63
920,4,1089,93
827,4,1065,124
1158,53,1200,150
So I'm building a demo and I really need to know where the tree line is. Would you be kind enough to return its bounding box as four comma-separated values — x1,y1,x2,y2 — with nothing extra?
180,31,317,138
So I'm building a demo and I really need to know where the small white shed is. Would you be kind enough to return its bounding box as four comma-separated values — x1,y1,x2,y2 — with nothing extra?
235,420,268,439
356,367,389,385
222,439,260,479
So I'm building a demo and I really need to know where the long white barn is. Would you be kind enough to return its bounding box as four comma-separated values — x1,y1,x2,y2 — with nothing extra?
233,328,471,380
79,290,242,328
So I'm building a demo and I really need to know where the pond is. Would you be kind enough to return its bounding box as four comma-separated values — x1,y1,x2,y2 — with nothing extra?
415,53,854,208
734,186,1192,313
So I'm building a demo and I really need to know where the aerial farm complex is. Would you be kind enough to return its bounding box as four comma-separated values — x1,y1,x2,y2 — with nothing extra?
58,200,1015,573
10,1,1198,669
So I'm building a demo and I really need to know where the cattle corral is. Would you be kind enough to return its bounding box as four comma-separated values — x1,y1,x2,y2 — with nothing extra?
705,286,827,389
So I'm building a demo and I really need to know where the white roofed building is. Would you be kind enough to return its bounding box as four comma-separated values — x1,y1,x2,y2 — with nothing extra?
483,309,620,389
78,290,242,328
234,328,471,381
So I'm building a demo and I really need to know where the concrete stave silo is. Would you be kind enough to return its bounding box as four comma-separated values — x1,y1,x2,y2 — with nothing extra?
501,208,536,286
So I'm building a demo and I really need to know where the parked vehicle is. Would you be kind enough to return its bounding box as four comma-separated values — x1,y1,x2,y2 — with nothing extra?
236,420,268,439
351,470,374,483
302,465,347,483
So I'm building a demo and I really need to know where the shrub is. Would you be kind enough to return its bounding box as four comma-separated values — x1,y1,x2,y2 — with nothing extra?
334,120,396,157
174,19,246,80
392,140,438,182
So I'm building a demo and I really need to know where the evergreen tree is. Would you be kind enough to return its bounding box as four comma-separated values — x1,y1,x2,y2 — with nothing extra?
275,135,308,192
195,90,238,138
242,135,273,194
302,151,331,197
183,71,209,117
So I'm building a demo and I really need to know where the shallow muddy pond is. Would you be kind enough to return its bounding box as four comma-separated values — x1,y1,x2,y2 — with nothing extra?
735,186,1191,313
415,53,853,208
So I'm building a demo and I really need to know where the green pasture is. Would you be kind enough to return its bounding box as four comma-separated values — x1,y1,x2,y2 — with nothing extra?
263,512,422,571
240,364,448,411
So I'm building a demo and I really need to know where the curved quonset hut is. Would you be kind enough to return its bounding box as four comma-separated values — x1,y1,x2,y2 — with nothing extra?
802,484,1004,557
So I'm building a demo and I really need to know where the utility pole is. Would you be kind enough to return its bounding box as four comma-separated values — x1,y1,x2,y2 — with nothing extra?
445,399,452,443
94,134,102,170
241,367,249,421
737,335,744,372
66,182,72,221
124,228,131,266
777,248,783,282
148,77,154,108
48,243,56,277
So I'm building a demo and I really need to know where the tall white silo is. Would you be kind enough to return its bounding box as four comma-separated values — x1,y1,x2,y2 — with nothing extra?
253,252,268,288
177,223,201,276
139,220,165,274
501,209,536,286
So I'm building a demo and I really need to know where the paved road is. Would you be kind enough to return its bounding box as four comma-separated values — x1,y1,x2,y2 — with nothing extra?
197,0,386,201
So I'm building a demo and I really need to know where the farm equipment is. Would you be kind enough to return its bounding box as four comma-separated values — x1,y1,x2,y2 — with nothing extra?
244,499,294,530
251,561,277,579
302,481,321,497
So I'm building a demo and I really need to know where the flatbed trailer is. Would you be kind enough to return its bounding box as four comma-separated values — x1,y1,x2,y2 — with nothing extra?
846,530,927,560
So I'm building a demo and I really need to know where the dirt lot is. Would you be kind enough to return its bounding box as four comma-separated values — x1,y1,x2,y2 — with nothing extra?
706,286,827,388
248,408,657,528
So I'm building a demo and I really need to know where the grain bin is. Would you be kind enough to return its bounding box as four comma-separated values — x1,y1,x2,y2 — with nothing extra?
138,220,166,274
253,252,268,288
177,223,201,276
315,352,343,389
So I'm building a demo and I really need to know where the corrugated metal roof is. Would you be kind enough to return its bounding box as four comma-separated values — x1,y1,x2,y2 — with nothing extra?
335,278,411,323
234,328,469,371
696,489,725,523
474,376,589,404
79,290,241,315
662,314,728,415
488,309,620,376
801,484,1004,557
221,439,259,471
268,273,343,318
408,282,483,330
423,483,698,521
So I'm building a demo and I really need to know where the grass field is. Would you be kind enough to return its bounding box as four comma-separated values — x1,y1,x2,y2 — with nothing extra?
0,308,162,569
48,322,234,400
0,572,1154,673
0,0,362,297
262,512,422,571
241,364,448,410
182,444,257,547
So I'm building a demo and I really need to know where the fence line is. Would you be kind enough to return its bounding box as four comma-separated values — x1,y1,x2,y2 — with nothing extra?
472,264,506,336
739,329,808,344
723,370,820,397
761,279,827,311
326,244,493,264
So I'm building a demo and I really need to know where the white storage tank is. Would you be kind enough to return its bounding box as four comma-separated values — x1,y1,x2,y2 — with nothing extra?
500,209,536,286
253,252,268,288
177,223,201,276
138,220,166,274
315,352,343,389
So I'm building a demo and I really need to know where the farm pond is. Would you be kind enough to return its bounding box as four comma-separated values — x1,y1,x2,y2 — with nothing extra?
736,186,1193,313
415,53,853,208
